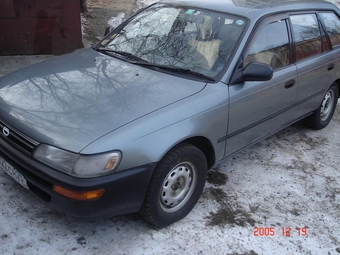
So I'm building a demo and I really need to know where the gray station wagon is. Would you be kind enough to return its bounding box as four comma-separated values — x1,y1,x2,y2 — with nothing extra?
1,0,340,227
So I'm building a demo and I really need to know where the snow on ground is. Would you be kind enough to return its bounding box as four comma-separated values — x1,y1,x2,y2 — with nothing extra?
81,14,88,37
331,0,340,6
107,0,156,28
1,0,340,255
108,13,125,28
138,0,158,8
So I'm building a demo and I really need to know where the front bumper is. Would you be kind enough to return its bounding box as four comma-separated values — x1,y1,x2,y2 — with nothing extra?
0,136,156,220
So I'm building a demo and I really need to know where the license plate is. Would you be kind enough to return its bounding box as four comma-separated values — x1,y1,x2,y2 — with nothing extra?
0,156,29,190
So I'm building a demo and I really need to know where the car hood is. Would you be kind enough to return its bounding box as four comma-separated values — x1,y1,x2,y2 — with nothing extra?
0,48,206,152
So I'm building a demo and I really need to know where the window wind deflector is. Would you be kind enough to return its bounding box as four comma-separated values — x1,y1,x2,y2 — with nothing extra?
131,61,216,82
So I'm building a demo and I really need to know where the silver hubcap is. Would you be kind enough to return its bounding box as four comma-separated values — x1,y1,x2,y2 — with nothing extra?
160,162,197,213
320,90,334,122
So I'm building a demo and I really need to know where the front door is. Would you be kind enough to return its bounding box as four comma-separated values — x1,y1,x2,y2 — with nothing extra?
226,15,297,157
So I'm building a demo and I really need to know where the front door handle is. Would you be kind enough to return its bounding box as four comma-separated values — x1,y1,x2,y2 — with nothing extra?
284,80,295,89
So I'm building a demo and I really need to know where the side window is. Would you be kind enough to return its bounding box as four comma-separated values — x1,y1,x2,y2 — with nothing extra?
290,14,322,61
244,20,290,70
320,12,340,48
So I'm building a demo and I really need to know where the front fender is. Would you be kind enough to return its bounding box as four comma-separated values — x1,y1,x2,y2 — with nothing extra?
81,82,229,171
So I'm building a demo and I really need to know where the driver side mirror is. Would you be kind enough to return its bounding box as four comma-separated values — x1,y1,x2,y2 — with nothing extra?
231,62,273,84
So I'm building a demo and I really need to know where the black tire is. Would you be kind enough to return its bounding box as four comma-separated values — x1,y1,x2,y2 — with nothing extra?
305,84,338,130
139,143,207,227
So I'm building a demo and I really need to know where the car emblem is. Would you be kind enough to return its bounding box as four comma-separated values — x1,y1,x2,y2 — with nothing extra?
2,127,10,137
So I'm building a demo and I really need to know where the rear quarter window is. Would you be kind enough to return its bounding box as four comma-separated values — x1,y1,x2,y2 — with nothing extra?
320,12,340,48
290,14,322,61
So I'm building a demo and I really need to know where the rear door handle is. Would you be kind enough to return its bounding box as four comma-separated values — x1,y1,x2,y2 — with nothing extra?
328,63,334,71
284,80,295,89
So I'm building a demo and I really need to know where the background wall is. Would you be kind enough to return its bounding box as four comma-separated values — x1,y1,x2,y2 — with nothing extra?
0,0,83,55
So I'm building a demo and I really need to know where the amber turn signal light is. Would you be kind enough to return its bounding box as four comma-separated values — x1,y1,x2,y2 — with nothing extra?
53,185,105,201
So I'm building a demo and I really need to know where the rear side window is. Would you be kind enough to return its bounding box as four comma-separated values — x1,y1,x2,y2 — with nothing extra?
290,14,322,61
320,12,340,48
244,20,290,70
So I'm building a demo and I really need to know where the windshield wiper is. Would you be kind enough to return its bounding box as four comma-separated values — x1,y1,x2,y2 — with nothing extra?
95,48,147,62
132,62,216,82
95,48,215,82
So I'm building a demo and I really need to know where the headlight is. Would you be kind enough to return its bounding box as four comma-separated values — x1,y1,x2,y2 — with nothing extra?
33,144,121,178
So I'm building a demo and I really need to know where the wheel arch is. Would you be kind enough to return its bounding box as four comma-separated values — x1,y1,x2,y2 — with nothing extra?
179,136,216,169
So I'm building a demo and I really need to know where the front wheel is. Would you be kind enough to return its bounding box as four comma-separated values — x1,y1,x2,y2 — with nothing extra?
305,84,338,130
139,143,207,227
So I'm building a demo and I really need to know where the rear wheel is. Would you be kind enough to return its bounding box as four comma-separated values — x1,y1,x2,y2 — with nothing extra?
305,84,338,130
139,143,207,227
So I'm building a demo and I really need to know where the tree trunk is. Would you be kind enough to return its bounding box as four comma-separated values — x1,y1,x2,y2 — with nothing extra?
80,0,88,13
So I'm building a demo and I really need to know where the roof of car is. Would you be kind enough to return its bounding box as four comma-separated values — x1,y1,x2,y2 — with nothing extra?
159,0,338,19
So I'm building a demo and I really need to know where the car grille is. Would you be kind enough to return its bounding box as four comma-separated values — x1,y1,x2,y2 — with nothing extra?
0,119,39,156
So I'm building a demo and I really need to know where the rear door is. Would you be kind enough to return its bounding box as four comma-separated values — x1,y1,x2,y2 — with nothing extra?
290,12,340,118
226,15,297,157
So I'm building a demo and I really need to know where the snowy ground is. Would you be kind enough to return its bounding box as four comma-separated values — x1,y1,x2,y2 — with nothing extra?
1,1,340,255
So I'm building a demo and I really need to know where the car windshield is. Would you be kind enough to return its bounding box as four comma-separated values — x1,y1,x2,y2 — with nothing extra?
96,4,247,80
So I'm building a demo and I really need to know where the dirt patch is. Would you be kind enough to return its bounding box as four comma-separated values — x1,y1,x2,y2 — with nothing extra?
204,187,256,228
206,207,256,228
207,167,228,186
76,236,87,245
228,251,259,255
